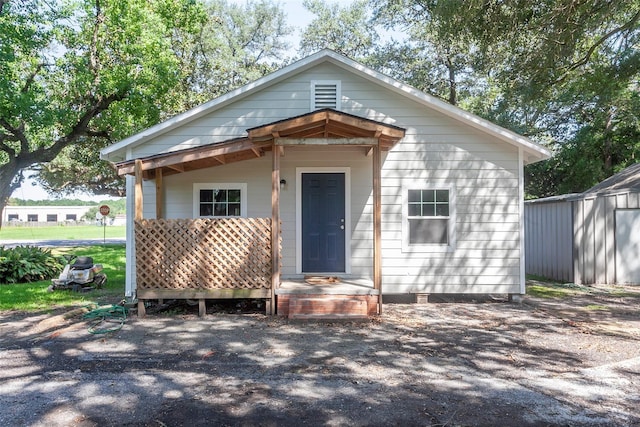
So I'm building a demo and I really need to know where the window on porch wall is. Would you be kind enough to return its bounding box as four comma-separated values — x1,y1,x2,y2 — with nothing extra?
193,183,247,218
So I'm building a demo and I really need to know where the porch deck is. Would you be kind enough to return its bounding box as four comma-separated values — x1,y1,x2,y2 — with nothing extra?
133,217,380,318
276,278,379,319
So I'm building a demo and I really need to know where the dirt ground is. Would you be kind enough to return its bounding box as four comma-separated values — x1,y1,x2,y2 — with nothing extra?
1,282,639,427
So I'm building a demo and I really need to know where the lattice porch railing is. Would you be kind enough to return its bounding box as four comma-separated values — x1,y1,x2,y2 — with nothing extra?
134,218,273,291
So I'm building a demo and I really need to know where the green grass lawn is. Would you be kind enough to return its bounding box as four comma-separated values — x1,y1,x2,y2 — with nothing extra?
0,244,126,311
0,225,126,241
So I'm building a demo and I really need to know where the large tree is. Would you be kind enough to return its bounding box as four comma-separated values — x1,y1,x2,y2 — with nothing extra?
4,0,292,211
370,0,640,197
0,0,206,226
298,0,379,59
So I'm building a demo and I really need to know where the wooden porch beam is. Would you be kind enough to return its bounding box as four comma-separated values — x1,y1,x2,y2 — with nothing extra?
275,137,378,146
135,159,143,221
166,164,184,173
373,145,382,315
271,143,281,315
248,110,405,140
116,138,261,176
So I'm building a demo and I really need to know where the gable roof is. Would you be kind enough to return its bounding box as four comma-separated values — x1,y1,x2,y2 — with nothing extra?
100,49,550,164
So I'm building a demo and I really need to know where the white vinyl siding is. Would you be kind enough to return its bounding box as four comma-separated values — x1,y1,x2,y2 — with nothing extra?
135,61,523,294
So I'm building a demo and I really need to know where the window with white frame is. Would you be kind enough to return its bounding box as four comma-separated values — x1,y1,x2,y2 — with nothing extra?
404,188,455,250
193,183,247,218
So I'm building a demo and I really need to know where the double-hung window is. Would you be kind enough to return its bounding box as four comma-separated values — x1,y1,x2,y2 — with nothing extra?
193,183,247,218
404,187,455,251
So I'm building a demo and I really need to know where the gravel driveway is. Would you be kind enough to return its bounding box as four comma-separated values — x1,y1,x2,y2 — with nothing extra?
1,283,639,426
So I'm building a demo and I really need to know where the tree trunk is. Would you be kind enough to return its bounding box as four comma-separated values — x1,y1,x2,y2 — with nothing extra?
0,161,22,230
603,108,615,176
446,55,457,106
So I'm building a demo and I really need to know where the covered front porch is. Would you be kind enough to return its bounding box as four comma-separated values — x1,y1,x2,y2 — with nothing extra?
115,109,405,317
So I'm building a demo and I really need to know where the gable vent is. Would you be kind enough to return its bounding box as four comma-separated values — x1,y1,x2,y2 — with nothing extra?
311,80,341,110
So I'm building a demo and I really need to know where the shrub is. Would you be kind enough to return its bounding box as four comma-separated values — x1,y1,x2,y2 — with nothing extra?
0,246,62,284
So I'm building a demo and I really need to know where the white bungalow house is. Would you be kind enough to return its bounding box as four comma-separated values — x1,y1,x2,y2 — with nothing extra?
100,50,550,317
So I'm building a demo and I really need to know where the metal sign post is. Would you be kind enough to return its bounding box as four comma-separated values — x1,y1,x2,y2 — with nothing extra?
99,205,110,244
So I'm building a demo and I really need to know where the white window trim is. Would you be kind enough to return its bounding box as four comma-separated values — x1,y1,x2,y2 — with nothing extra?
402,184,456,253
193,183,248,218
295,167,351,274
310,80,342,110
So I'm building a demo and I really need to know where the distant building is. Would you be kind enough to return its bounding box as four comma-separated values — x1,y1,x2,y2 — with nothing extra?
2,206,94,224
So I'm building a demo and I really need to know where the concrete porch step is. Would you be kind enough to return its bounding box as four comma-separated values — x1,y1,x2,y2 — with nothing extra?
288,297,368,319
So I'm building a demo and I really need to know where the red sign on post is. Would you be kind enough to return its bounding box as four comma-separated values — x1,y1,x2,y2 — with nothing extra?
99,205,110,216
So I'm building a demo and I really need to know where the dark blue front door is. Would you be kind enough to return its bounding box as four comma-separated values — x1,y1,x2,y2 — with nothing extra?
302,173,346,272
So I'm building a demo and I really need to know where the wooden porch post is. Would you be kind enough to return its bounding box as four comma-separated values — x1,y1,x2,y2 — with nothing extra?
155,168,163,219
134,159,143,221
373,145,382,315
270,144,281,315
134,159,145,316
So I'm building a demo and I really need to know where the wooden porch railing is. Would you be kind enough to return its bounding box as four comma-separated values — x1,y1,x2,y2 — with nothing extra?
134,218,273,297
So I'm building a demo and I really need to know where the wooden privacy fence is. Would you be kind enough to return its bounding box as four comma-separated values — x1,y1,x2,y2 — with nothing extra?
134,218,273,296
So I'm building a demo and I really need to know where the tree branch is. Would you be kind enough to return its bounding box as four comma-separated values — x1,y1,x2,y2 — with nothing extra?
0,118,29,155
21,89,128,167
86,129,111,139
0,140,16,158
21,63,46,94
89,0,104,75
557,9,640,82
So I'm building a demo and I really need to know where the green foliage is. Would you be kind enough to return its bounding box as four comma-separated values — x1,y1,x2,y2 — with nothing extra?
299,0,378,59
22,0,293,199
526,284,570,299
370,0,640,198
0,246,61,284
0,0,206,209
0,244,125,311
164,0,292,112
8,198,94,206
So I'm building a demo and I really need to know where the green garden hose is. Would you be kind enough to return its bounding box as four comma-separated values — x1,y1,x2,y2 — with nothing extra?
82,304,128,334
